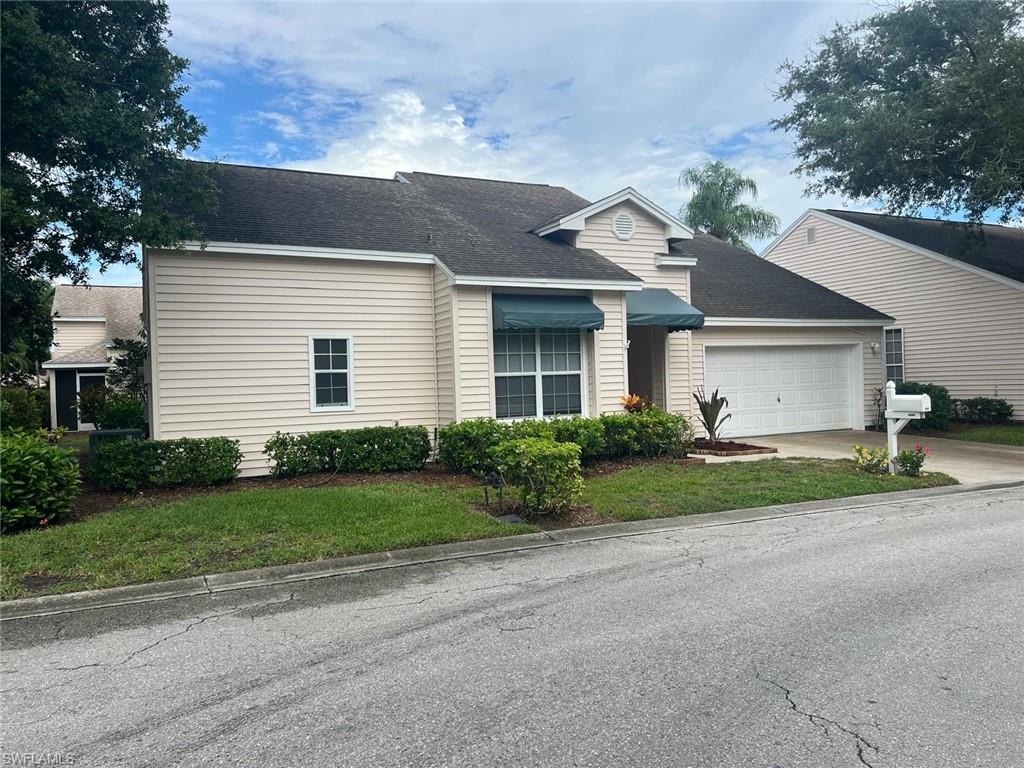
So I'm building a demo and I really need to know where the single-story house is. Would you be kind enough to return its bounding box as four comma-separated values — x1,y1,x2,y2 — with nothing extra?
144,163,892,476
762,209,1024,419
42,284,143,430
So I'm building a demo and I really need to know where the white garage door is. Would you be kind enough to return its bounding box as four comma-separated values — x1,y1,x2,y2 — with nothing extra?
704,345,853,437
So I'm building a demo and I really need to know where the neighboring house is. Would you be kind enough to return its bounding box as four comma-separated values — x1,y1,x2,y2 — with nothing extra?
763,210,1024,420
144,163,891,476
42,285,144,430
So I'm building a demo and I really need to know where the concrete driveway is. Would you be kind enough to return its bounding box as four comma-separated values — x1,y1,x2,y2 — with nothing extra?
753,429,1024,484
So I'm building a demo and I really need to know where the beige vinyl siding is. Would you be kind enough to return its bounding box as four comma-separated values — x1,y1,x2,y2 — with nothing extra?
53,319,106,352
434,268,456,426
693,326,884,434
453,285,493,419
578,201,694,414
591,291,628,413
767,213,1024,417
148,250,438,476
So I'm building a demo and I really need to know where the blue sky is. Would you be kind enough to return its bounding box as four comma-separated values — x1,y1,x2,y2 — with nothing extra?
91,1,883,286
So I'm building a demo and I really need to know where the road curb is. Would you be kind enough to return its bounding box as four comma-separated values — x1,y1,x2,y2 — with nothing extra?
3,480,1021,621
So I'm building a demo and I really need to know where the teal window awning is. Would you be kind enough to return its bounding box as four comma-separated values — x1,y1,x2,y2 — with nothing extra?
492,293,605,330
626,288,704,331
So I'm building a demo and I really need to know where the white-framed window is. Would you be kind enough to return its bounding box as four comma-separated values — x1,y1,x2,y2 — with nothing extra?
494,329,585,419
884,327,904,384
309,336,354,411
806,226,817,244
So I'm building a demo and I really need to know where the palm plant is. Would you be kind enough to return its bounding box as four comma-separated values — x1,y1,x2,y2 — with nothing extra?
693,386,732,443
679,160,781,251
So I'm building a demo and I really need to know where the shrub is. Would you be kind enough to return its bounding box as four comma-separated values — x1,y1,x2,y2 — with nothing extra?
76,385,106,428
0,387,45,433
96,392,147,431
599,413,642,458
437,419,510,475
505,419,556,441
0,432,81,531
91,436,242,491
693,386,731,442
156,437,243,486
492,438,583,514
896,382,953,431
632,409,693,457
550,416,606,465
954,397,1014,424
620,393,655,413
265,426,431,478
90,438,159,492
893,444,930,477
852,444,889,473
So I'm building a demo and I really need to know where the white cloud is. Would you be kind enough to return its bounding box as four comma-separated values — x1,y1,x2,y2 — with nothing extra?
163,0,881,252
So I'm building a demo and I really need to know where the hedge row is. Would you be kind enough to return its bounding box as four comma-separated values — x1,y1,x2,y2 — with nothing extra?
91,436,243,492
953,396,1014,424
264,425,431,478
438,410,694,475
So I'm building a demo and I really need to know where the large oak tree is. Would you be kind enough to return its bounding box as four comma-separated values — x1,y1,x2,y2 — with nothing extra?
773,0,1024,222
1,1,215,379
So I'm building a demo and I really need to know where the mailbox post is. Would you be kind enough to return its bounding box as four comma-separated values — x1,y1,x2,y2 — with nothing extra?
884,381,932,474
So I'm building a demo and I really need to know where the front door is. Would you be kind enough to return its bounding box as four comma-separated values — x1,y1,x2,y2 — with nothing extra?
76,373,106,430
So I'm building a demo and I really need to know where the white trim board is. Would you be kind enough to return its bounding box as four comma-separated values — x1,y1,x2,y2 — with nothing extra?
53,316,106,323
654,254,698,267
703,317,888,328
762,210,1024,292
42,362,110,370
533,187,693,240
176,241,643,292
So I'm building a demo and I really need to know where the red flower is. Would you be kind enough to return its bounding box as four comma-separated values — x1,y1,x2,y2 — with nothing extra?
39,518,49,526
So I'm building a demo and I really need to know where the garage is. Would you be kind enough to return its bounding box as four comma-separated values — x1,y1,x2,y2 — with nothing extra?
703,345,856,437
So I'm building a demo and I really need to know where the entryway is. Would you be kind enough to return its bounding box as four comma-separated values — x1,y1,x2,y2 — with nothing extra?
626,326,667,408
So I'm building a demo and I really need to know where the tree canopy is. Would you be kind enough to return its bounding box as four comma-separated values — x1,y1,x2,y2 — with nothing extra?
1,1,216,376
773,0,1024,222
679,161,780,251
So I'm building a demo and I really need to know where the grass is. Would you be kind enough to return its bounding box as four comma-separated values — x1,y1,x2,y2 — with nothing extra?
583,457,957,522
2,458,958,600
0,483,534,600
920,424,1024,447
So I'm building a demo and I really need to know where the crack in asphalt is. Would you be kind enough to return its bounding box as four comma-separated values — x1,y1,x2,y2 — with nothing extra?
754,665,880,768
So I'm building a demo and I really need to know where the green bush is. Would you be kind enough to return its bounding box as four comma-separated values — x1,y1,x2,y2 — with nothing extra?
437,419,510,475
492,438,583,514
265,426,431,478
550,416,606,465
90,438,159,492
896,382,953,431
505,419,557,441
1,388,45,433
632,409,694,457
156,437,243,486
954,397,1014,424
91,436,242,491
96,392,147,431
598,413,642,458
0,432,81,531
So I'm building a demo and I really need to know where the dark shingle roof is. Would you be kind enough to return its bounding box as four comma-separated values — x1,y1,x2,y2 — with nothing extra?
679,234,891,321
52,285,143,340
190,163,638,284
821,209,1024,284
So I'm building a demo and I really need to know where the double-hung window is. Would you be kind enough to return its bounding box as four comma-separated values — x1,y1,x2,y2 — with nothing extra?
310,336,353,410
884,328,904,384
494,329,584,418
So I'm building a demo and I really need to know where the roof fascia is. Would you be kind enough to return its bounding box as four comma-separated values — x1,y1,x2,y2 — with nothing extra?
703,316,891,327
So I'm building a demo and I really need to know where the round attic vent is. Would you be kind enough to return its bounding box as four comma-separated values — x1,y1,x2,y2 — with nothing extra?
612,212,635,240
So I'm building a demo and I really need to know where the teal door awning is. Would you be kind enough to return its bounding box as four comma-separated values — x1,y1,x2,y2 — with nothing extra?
626,288,704,331
492,293,605,330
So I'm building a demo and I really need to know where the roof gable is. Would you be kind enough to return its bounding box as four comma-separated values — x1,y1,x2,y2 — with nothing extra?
52,284,143,341
532,187,693,241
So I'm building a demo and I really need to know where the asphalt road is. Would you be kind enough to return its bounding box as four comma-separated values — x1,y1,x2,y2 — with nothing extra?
3,487,1023,767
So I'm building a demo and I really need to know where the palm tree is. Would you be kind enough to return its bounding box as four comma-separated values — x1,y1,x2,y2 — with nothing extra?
679,160,780,251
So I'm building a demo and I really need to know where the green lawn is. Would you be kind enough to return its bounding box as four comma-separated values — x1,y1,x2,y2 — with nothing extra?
929,424,1024,447
2,458,958,600
583,458,957,521
1,483,534,599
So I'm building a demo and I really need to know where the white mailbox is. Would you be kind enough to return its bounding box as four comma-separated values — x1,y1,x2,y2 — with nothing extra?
885,390,932,420
883,381,930,474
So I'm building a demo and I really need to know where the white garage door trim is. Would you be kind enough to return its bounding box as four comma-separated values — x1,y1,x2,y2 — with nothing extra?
702,342,863,437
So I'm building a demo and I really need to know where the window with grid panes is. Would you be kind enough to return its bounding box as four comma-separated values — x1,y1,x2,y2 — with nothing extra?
494,328,583,418
310,337,352,408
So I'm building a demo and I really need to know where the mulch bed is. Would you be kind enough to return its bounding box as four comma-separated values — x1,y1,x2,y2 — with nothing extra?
690,439,778,457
